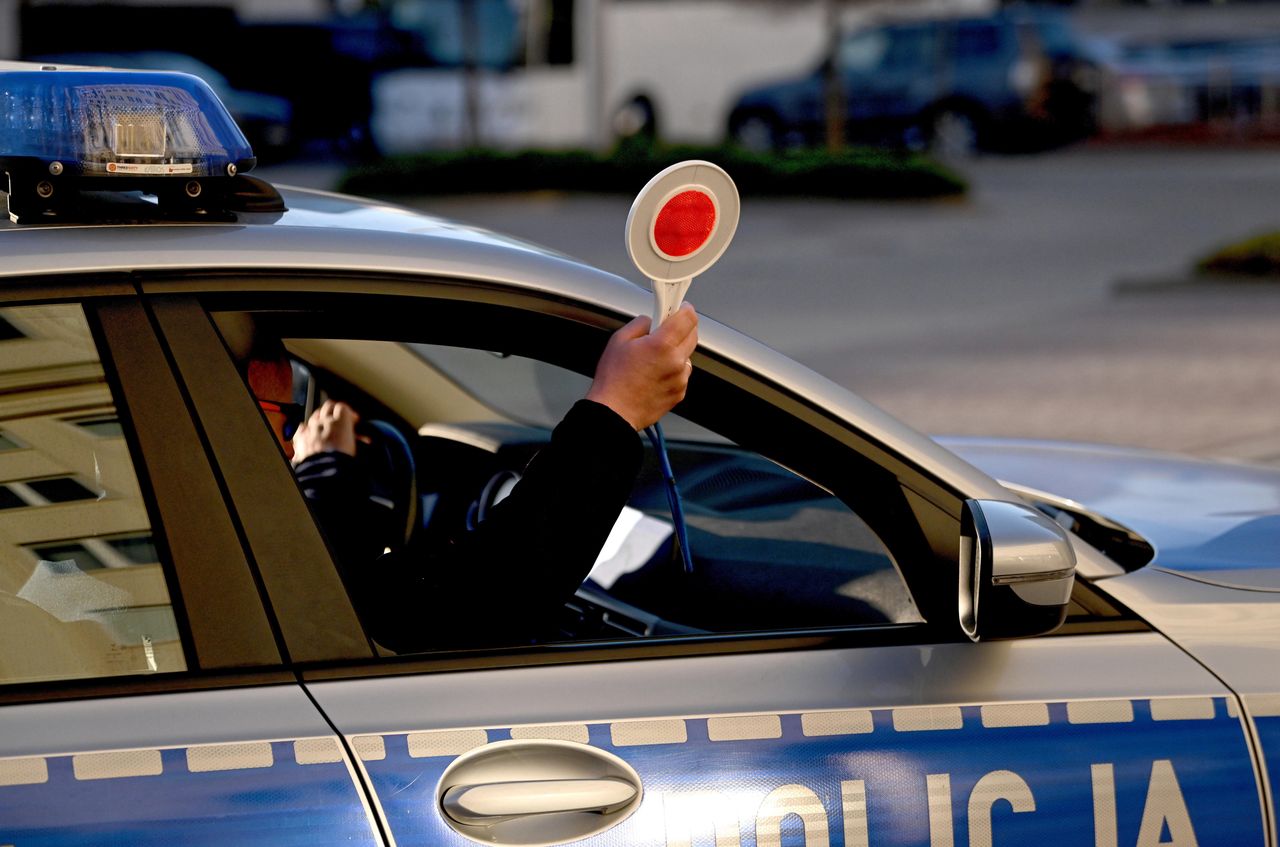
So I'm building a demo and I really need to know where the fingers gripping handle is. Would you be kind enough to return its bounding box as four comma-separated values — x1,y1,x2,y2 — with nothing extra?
651,277,692,332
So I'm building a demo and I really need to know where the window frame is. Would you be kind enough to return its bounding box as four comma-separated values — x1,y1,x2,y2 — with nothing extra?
146,294,374,666
169,278,967,655
136,271,1146,680
0,284,290,705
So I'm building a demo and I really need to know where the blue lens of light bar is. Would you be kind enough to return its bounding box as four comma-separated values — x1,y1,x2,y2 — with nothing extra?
0,69,253,177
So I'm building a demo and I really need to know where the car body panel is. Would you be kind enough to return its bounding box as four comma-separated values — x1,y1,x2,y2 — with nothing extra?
1094,568,1280,698
942,437,1280,589
307,634,1226,733
308,632,1265,846
1095,569,1280,842
944,434,1280,832
734,76,821,127
0,686,382,845
352,698,1256,847
1252,695,1280,845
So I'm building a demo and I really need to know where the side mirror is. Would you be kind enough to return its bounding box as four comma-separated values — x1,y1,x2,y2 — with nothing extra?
959,499,1076,642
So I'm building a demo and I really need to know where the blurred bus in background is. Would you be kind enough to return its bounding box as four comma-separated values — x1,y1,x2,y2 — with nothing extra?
370,0,993,154
372,0,828,153
12,0,1275,157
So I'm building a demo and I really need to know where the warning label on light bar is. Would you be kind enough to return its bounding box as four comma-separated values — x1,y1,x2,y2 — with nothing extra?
106,162,193,175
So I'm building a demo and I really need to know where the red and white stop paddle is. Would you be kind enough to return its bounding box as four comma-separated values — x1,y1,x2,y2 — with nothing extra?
626,160,739,331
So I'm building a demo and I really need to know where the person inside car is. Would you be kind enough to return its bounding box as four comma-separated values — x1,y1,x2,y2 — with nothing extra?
247,305,698,651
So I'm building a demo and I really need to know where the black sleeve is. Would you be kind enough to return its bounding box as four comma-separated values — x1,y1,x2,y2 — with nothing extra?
293,451,386,571
346,400,643,652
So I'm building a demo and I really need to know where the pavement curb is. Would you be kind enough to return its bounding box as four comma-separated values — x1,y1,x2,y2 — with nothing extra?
1112,273,1280,295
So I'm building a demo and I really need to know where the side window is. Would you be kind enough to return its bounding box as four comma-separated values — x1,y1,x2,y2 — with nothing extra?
232,320,921,654
838,29,890,74
410,343,921,632
0,304,186,685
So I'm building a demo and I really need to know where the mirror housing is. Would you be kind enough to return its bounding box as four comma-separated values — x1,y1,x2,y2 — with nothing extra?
959,499,1076,642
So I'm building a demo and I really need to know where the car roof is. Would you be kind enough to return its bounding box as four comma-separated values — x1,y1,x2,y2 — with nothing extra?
0,184,1010,502
0,185,610,288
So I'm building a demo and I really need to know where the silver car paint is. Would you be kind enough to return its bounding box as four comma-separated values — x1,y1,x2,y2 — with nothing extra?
1098,569,1280,698
307,632,1268,844
1097,569,1280,845
307,633,1230,734
943,437,1280,590
0,684,337,758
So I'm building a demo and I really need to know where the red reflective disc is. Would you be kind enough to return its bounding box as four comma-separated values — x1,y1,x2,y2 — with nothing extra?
653,190,716,257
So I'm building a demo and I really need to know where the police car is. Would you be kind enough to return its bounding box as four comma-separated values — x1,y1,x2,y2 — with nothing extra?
0,62,1276,847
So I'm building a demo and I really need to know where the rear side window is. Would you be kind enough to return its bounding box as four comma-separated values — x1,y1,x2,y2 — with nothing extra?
0,304,186,686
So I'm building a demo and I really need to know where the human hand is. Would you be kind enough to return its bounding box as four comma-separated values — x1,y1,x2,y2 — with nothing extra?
585,303,698,430
292,399,360,463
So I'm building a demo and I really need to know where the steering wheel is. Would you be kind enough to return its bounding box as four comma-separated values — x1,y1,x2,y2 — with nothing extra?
467,469,522,530
356,419,419,551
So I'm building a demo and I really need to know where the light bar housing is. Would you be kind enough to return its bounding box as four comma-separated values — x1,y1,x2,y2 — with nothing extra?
1,66,264,222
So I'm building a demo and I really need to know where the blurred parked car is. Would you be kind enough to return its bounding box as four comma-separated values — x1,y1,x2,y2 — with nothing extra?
728,8,1100,158
1095,36,1280,136
29,52,295,160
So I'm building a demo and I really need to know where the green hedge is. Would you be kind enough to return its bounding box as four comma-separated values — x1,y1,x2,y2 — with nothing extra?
1197,231,1280,278
339,145,967,200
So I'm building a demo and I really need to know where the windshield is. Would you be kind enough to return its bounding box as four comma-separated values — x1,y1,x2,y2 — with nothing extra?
409,343,720,442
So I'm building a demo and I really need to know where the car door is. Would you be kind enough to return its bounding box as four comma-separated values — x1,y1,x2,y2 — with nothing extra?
159,279,1268,847
0,290,382,846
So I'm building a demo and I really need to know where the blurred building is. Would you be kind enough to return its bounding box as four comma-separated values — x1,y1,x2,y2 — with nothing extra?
0,304,183,685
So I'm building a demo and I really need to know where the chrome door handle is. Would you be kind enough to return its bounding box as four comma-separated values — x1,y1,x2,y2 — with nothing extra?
443,777,638,825
436,739,644,846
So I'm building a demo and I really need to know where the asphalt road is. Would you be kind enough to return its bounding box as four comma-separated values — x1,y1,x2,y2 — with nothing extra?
264,147,1280,464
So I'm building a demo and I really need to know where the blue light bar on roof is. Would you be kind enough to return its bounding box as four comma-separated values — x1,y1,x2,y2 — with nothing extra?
0,68,254,177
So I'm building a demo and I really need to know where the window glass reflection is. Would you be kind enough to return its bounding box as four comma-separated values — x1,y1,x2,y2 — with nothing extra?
0,304,186,685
